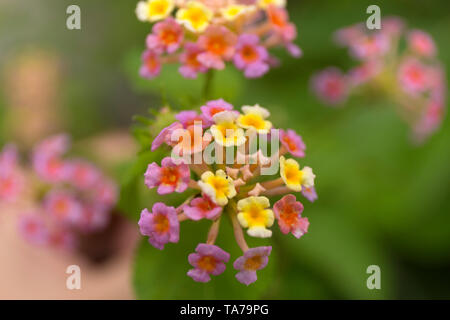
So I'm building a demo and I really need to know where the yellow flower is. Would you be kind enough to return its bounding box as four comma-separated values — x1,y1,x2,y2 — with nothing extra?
237,196,274,238
258,0,286,9
176,1,213,33
210,111,247,147
279,156,315,192
220,4,252,21
198,170,237,206
237,105,272,134
136,0,174,22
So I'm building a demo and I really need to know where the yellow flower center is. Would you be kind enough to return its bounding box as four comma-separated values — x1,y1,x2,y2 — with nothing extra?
243,203,268,226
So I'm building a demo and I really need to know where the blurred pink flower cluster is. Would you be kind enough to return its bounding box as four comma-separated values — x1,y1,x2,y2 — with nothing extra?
136,0,301,79
138,99,316,285
0,135,118,250
311,17,447,143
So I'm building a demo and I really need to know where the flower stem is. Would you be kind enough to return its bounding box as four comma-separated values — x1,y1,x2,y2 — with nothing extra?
227,201,249,252
203,69,215,101
206,218,221,245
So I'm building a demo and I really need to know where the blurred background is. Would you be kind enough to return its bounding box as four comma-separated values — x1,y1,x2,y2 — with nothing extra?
0,0,449,299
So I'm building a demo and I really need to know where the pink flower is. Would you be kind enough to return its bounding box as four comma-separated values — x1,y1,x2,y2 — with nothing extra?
77,205,110,232
33,134,70,157
200,99,235,122
151,121,183,151
348,60,381,86
176,110,211,128
138,202,179,250
381,16,405,37
301,186,318,203
18,213,49,246
233,34,269,78
66,160,101,190
398,58,430,95
48,228,77,250
349,33,390,60
187,243,230,282
0,170,24,203
140,49,162,79
312,68,349,105
179,42,208,79
267,6,295,41
44,191,83,226
183,195,222,221
408,30,436,58
233,246,272,286
280,129,306,158
32,135,71,183
0,145,24,202
273,194,309,238
197,25,237,70
93,179,118,208
144,157,190,194
334,24,364,47
146,17,184,54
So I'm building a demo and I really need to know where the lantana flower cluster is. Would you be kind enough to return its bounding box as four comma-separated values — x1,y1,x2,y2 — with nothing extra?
139,99,317,285
0,135,118,250
136,0,301,79
311,16,447,143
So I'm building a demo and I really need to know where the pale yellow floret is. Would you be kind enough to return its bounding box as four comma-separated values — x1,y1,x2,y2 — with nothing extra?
136,0,174,22
279,156,316,192
210,111,247,147
198,170,236,206
237,196,274,238
220,4,252,21
176,1,213,32
237,105,272,134
258,0,286,9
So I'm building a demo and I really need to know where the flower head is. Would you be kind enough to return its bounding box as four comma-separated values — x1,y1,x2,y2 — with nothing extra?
145,157,190,194
0,145,24,202
138,100,317,285
137,0,301,79
198,170,236,206
139,203,180,250
187,243,230,282
313,17,446,142
237,196,274,238
280,129,305,158
273,194,309,238
233,246,272,285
